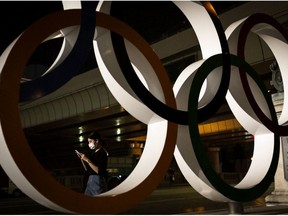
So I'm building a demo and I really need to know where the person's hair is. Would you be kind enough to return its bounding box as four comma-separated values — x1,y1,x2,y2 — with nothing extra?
88,131,105,146
88,131,101,140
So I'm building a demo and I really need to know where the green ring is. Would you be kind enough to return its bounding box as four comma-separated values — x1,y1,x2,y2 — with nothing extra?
188,53,279,201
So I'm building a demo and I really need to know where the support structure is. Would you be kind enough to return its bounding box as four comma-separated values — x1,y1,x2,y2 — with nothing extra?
265,142,288,205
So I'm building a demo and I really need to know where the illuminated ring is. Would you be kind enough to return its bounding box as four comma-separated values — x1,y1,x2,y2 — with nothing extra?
0,10,177,214
93,5,178,209
19,1,97,102
229,13,288,135
94,1,177,125
196,2,231,123
171,1,232,202
188,54,279,201
107,1,187,125
97,1,230,125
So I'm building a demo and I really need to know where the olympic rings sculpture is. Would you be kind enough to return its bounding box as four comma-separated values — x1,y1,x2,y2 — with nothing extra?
0,1,287,214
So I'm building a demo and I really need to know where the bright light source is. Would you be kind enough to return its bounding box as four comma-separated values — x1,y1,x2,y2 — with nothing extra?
78,126,83,134
79,136,84,142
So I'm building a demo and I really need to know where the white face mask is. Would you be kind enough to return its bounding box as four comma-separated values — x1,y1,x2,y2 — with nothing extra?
88,138,98,150
88,143,96,150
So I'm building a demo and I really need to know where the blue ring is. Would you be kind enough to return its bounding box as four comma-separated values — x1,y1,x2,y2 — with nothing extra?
19,1,97,102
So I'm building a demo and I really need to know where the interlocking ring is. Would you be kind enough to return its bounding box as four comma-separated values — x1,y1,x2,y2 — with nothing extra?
187,54,278,201
0,1,286,214
227,13,288,133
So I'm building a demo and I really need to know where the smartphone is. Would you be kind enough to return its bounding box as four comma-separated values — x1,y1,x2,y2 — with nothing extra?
75,149,81,155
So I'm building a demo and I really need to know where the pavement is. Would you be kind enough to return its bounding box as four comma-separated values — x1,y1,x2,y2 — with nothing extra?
2,182,288,215
188,203,288,215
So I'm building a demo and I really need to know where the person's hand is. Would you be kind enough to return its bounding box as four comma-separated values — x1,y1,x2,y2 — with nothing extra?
81,154,89,163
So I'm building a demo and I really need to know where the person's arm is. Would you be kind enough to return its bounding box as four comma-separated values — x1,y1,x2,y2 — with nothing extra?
81,154,99,174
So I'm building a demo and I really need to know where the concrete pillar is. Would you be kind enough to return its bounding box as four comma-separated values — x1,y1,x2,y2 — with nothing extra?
207,147,221,174
265,138,288,204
